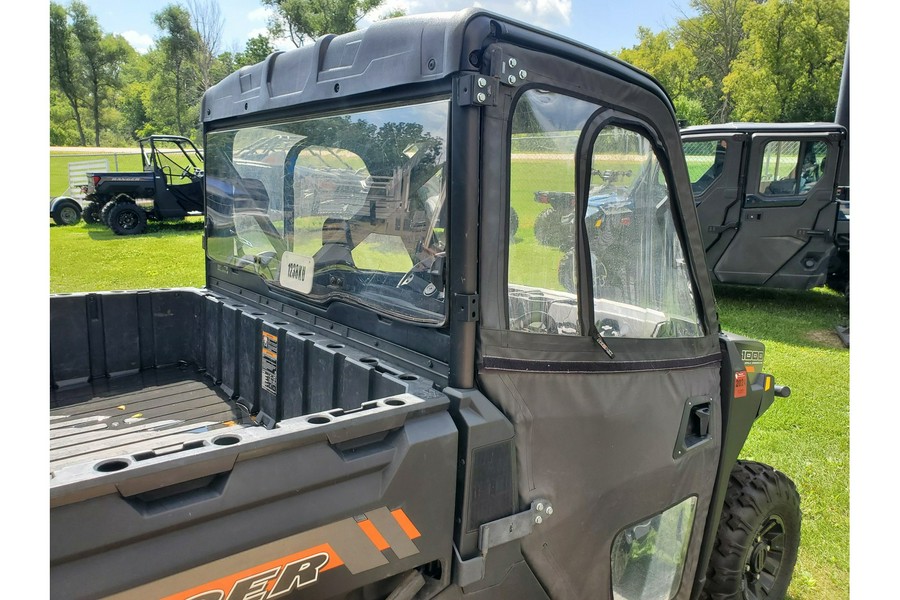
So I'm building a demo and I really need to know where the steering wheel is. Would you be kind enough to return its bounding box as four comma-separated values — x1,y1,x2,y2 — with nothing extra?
181,166,193,179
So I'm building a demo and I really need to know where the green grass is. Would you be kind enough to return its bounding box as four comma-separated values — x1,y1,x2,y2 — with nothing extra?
49,218,205,293
48,160,849,599
714,285,849,600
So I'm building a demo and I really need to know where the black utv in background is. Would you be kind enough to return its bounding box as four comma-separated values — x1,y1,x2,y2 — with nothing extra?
682,122,848,293
81,135,205,235
50,9,800,600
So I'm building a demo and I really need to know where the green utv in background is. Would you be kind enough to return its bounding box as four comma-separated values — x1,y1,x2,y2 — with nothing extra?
50,10,799,600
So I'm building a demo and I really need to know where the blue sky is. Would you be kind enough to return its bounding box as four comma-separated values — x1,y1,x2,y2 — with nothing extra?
77,0,696,55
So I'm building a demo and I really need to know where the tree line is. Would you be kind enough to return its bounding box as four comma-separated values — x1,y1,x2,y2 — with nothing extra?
50,0,849,146
615,0,849,125
49,0,391,146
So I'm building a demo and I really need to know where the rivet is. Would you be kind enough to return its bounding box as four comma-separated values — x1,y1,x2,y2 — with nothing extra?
534,515,543,524
536,502,545,512
545,506,553,515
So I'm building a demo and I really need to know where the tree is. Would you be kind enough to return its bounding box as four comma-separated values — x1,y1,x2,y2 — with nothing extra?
69,1,132,146
236,34,275,68
262,0,385,46
186,0,224,94
724,0,849,122
50,2,87,145
676,0,753,122
153,5,202,136
617,26,711,124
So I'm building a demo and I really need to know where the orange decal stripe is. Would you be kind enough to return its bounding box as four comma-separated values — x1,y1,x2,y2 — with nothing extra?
391,509,422,540
162,543,343,600
357,519,391,551
745,365,756,372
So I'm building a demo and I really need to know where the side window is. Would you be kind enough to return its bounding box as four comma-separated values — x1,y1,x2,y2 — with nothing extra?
759,140,829,196
507,90,600,335
587,127,702,339
684,139,728,197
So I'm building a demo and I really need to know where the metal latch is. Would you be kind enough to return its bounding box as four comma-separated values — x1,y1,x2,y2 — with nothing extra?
452,499,553,587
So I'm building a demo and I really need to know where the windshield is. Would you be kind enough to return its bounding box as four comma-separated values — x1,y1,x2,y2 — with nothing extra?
205,100,450,324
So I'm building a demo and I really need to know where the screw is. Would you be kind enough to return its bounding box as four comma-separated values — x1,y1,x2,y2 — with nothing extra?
534,515,543,524
508,58,517,68
536,502,545,512
477,77,487,88
519,69,527,80
545,506,553,515
745,565,751,572
766,545,771,551
476,92,487,103
507,75,517,85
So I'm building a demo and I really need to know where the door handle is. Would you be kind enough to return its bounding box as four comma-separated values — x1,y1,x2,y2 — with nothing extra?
673,397,713,459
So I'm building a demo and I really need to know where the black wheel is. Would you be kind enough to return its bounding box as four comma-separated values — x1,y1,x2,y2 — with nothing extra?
82,201,103,224
51,200,82,226
509,207,520,241
534,207,572,248
108,202,148,235
100,200,116,226
702,461,801,600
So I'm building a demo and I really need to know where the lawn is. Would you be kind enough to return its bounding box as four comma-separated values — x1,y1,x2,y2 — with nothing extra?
48,158,849,599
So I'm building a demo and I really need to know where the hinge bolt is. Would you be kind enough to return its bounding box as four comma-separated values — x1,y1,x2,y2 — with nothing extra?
519,70,527,80
545,506,553,515
477,77,487,88
507,75,517,85
534,515,543,524
508,58,517,68
536,502,545,512
476,92,487,103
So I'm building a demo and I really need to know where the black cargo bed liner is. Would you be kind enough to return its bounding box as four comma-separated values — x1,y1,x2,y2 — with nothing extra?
50,366,252,472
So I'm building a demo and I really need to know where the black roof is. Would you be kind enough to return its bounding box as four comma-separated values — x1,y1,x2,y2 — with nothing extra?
681,122,846,136
202,8,675,126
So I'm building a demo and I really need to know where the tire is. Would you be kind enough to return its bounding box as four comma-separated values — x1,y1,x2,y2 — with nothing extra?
82,201,103,224
534,207,571,248
108,202,148,235
701,461,801,600
51,200,82,226
100,200,116,226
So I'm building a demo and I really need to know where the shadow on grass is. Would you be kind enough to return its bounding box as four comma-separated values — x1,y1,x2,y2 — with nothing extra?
713,284,850,350
84,219,204,240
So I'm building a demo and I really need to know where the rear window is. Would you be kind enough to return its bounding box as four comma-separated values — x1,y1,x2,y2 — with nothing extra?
205,100,450,324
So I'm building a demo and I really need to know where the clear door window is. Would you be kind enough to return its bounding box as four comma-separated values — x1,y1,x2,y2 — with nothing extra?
759,140,829,196
586,127,702,338
683,139,728,197
507,90,600,335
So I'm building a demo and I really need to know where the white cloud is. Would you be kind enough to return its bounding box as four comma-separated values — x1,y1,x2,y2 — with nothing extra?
121,30,153,54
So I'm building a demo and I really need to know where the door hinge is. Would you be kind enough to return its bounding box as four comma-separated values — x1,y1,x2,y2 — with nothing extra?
457,74,499,107
452,499,553,587
453,293,480,322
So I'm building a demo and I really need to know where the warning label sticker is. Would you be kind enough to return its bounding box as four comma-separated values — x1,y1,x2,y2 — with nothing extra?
262,331,278,395
734,370,748,399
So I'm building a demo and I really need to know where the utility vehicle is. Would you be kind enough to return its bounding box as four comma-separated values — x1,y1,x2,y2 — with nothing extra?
81,135,205,235
50,10,799,600
681,122,847,292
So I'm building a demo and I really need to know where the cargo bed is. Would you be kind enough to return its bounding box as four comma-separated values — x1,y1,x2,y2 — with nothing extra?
50,288,458,600
51,365,252,473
